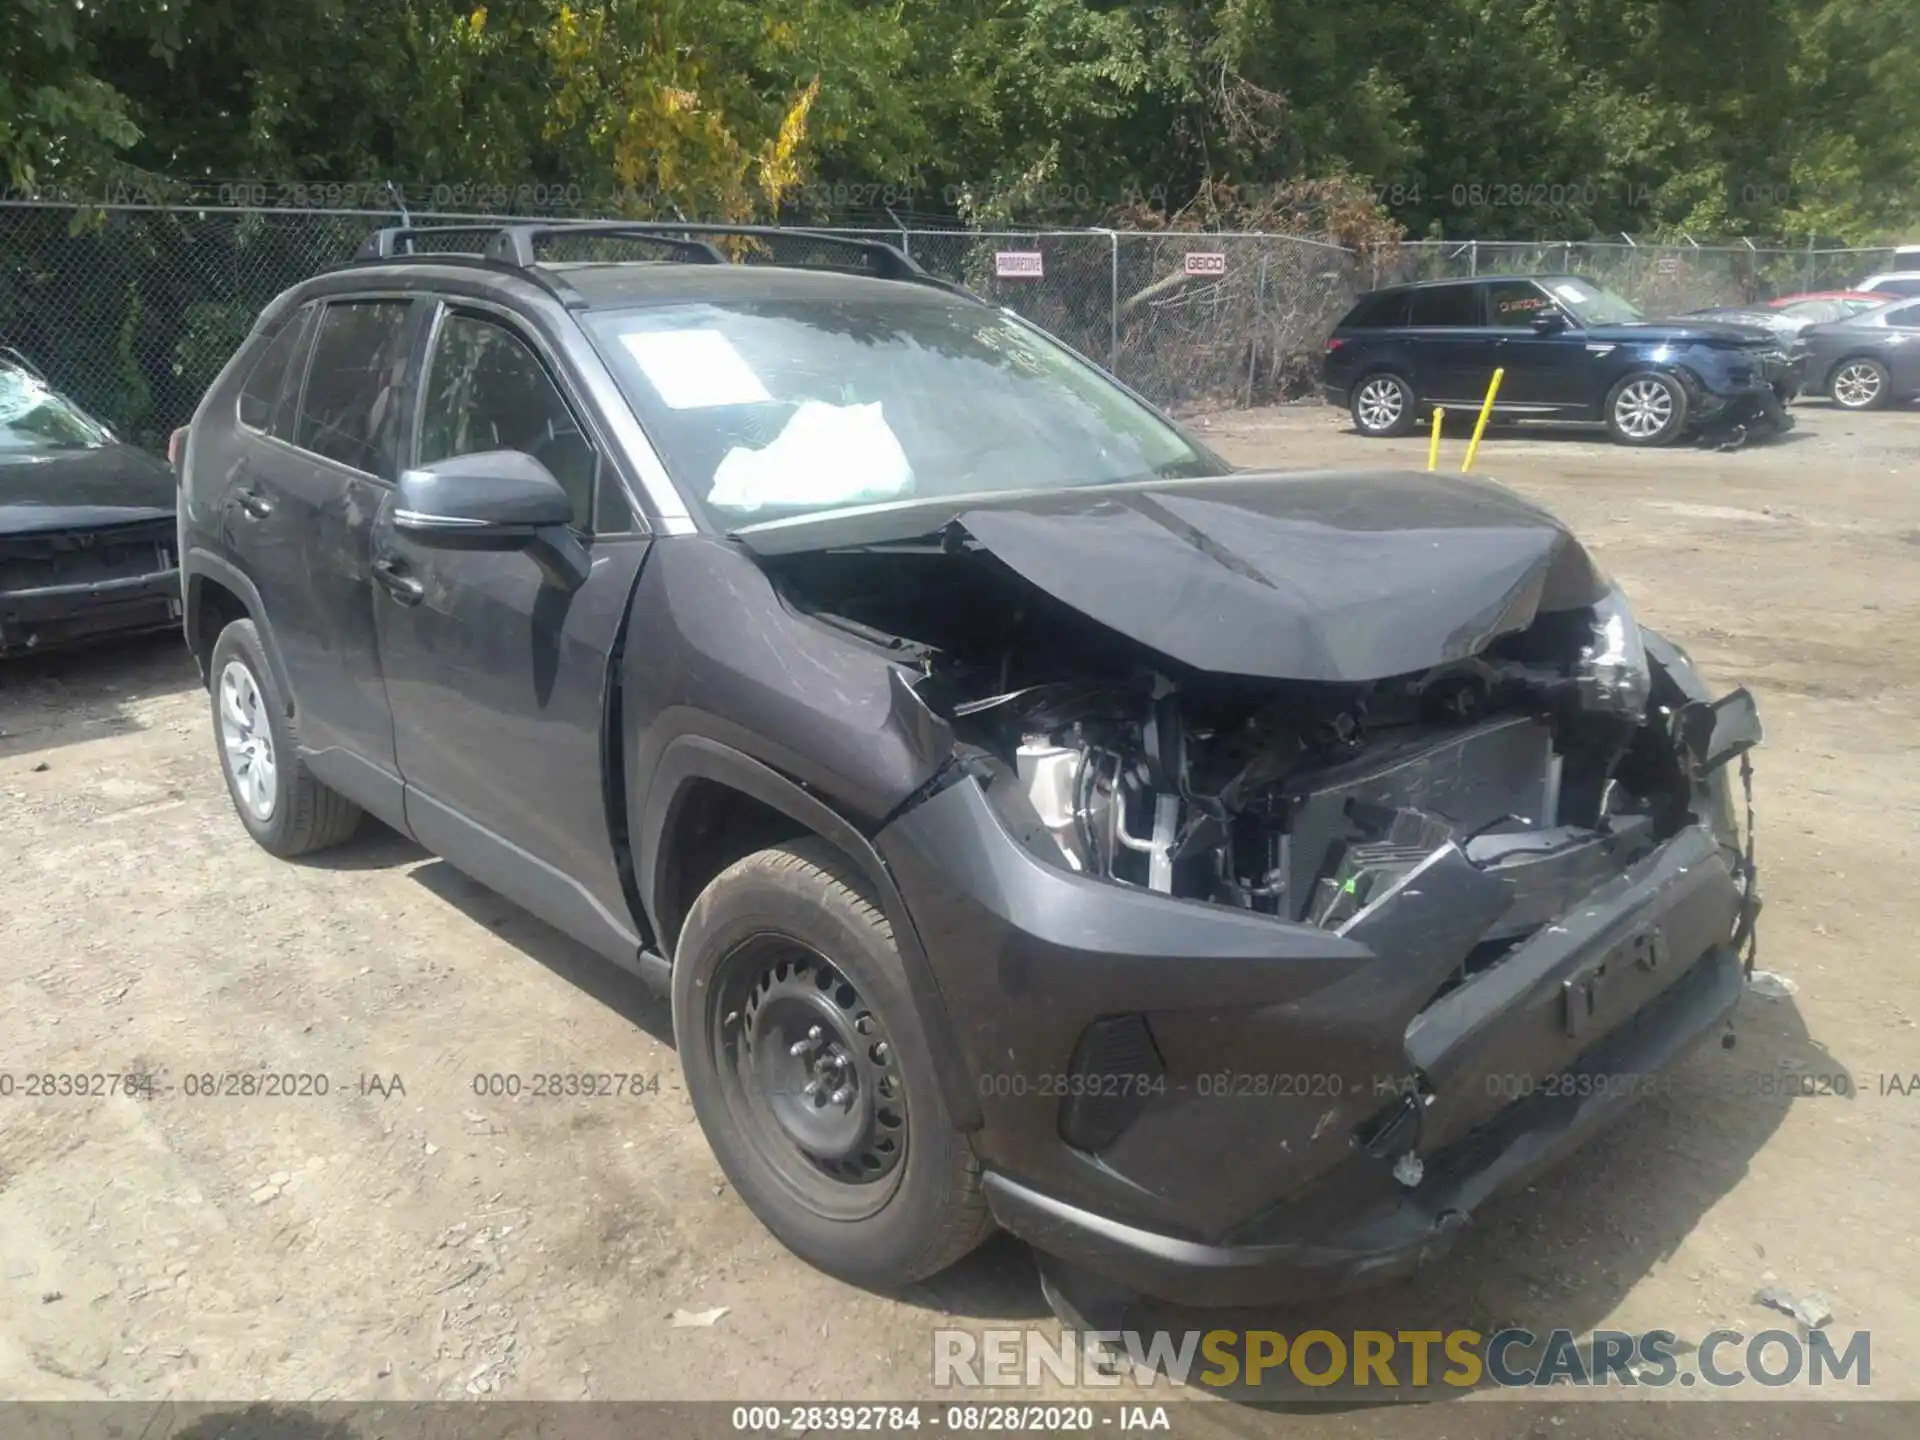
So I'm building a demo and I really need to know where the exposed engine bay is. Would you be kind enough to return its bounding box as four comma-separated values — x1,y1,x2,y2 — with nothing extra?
948,617,1680,938
758,503,1751,963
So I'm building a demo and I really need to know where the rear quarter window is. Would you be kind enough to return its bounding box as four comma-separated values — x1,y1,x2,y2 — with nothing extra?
1338,291,1409,328
238,304,314,438
1406,285,1479,328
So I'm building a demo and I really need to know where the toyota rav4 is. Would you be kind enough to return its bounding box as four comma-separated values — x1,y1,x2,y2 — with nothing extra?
174,223,1763,1308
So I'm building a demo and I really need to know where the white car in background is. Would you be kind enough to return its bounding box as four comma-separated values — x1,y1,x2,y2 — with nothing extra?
1856,270,1920,297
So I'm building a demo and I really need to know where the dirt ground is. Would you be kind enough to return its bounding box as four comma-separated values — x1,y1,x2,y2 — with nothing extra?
2,397,1917,1428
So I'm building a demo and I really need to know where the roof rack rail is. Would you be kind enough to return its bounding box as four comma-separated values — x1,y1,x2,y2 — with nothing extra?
357,225,503,260
476,221,923,280
356,222,727,267
353,219,983,304
351,229,590,306
482,224,729,267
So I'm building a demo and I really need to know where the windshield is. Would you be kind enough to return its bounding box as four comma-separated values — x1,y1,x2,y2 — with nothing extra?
1778,300,1841,322
1540,277,1644,326
0,364,113,454
582,297,1223,523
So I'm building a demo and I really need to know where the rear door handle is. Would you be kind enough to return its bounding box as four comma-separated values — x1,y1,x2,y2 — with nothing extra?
233,486,273,519
372,556,425,606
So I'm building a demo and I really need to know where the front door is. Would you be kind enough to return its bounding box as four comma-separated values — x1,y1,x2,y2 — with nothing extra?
370,303,654,961
1481,279,1592,413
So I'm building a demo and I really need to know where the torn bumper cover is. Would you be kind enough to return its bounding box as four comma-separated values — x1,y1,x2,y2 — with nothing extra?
876,694,1761,1307
0,519,181,655
1690,372,1797,438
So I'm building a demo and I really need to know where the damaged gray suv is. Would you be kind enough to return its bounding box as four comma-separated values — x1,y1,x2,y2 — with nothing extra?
175,223,1763,1308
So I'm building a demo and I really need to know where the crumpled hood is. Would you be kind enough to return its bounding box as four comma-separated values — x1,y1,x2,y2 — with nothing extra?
0,444,175,535
735,471,1613,682
1585,319,1779,347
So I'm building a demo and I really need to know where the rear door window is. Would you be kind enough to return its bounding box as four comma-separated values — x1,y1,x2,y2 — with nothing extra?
238,303,314,439
1406,285,1479,328
293,300,416,478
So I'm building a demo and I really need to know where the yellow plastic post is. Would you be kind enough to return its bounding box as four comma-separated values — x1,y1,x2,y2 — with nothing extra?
1427,406,1445,471
1461,368,1504,472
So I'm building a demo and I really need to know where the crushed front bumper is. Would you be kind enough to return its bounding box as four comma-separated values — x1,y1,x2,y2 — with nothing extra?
0,568,182,655
986,943,1742,1306
1691,374,1797,437
879,742,1757,1306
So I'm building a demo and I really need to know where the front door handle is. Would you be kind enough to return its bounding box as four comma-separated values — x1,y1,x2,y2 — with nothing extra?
233,486,274,519
372,555,425,606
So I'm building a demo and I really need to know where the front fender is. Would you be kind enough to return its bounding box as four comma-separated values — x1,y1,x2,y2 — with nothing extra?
635,733,982,1131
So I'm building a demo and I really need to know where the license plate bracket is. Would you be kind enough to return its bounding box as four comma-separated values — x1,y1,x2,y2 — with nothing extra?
1562,926,1663,1038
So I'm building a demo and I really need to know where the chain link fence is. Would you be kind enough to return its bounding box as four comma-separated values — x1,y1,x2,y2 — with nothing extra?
0,199,1898,451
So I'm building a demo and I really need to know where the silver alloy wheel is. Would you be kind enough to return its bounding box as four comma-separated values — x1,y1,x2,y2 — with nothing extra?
1832,361,1884,409
1355,376,1405,432
1614,378,1676,440
218,659,278,822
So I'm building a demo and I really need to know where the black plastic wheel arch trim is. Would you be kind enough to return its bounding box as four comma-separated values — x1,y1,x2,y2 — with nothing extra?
638,733,983,1132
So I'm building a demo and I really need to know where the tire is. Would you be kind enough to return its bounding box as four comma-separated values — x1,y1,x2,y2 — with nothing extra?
1828,356,1891,411
672,838,992,1289
208,618,362,856
1349,371,1419,437
1605,370,1689,446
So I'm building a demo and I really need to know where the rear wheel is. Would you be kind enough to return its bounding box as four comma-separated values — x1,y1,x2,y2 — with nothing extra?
1350,372,1418,437
209,619,362,856
1829,356,1891,410
672,839,992,1288
1605,371,1688,446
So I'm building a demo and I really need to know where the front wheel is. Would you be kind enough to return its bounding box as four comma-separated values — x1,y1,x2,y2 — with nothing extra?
1350,372,1419,437
1829,356,1891,411
672,839,992,1289
1605,371,1689,446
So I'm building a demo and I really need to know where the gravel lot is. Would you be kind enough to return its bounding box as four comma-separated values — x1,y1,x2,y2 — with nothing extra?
2,397,1917,1431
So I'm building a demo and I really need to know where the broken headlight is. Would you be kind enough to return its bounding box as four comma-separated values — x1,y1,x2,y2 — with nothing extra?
1580,589,1652,716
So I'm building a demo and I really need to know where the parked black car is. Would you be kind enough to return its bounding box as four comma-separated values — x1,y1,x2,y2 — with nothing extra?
176,224,1762,1308
0,350,181,656
1795,299,1920,410
1322,275,1799,446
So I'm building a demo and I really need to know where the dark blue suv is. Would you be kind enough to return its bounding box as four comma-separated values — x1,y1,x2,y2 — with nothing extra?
1322,274,1800,446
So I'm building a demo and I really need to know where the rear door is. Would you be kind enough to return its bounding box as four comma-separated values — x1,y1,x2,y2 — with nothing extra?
1483,278,1592,413
1879,303,1920,394
370,300,654,961
226,296,422,809
1403,283,1498,404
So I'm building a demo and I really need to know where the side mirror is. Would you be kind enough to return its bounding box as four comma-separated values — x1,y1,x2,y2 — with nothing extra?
1530,309,1569,333
395,450,589,590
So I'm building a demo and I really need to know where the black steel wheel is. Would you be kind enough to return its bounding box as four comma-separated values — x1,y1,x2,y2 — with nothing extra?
672,839,992,1287
713,938,909,1215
